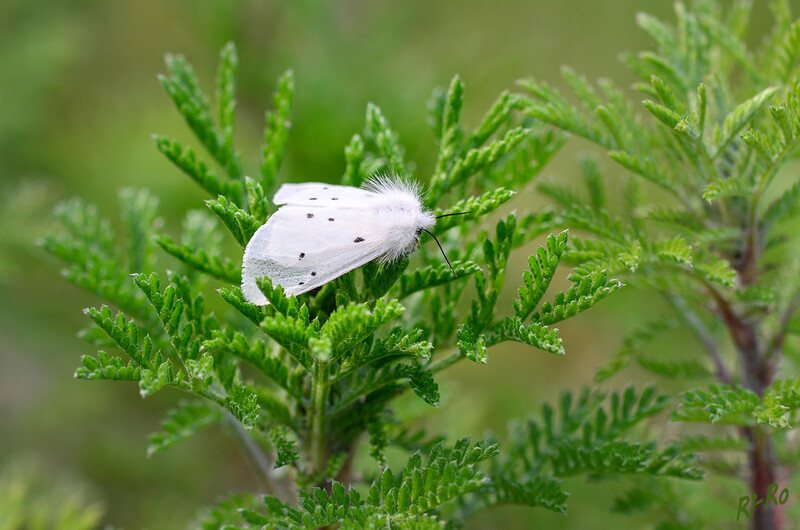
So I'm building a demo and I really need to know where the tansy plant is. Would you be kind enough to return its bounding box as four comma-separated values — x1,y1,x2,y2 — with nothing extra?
44,26,711,530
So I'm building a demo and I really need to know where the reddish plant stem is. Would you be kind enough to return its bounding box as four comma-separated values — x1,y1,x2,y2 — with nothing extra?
709,219,779,529
711,292,778,529
746,427,778,530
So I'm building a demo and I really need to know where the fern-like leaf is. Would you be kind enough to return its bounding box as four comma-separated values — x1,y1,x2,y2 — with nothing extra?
148,399,223,456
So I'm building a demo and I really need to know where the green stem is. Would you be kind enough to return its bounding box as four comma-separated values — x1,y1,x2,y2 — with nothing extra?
310,359,330,475
666,294,732,385
223,411,295,504
429,348,464,373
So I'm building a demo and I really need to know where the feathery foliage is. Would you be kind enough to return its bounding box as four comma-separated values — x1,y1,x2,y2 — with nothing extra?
43,40,641,528
445,386,700,523
45,0,800,526
519,1,800,527
53,2,800,524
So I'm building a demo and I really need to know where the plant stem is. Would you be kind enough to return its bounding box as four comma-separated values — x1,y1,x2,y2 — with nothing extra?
724,200,779,530
668,294,732,385
746,425,778,530
309,359,330,477
223,411,295,504
429,348,464,373
713,309,779,530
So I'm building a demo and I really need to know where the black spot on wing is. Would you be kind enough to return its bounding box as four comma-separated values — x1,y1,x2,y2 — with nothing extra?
299,282,305,285
311,272,316,276
309,197,317,200
328,218,334,221
354,237,365,243
299,252,305,260
306,213,314,218
331,197,338,200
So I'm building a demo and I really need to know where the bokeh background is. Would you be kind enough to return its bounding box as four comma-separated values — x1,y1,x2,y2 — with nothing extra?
0,1,786,528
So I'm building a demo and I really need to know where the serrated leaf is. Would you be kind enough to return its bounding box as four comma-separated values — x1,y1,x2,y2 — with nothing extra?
74,351,141,381
148,399,223,456
321,299,405,361
185,352,215,392
261,70,294,191
160,53,243,179
770,104,795,146
153,136,241,201
408,364,439,406
514,230,568,321
519,78,611,148
269,425,300,468
740,128,777,163
336,327,433,381
466,91,521,149
215,42,241,179
156,235,240,284
204,330,301,399
672,384,760,426
713,87,778,158
678,434,748,452
433,75,465,175
701,175,752,202
367,417,389,466
139,360,174,398
635,357,711,379
226,385,260,430
457,324,488,364
43,198,151,322
642,99,682,129
445,127,529,190
619,240,642,272
119,188,160,273
218,286,266,326
654,236,693,266
260,312,316,372
205,196,259,248
491,476,569,514
85,306,157,369
396,261,479,299
649,75,682,113
366,103,407,176
695,256,737,287
432,188,516,234
489,317,564,355
536,270,623,326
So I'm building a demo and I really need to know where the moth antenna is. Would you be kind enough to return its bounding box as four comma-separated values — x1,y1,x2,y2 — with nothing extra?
435,211,473,220
422,228,457,277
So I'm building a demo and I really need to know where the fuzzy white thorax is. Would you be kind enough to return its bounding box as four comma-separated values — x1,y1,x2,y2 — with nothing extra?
362,175,435,261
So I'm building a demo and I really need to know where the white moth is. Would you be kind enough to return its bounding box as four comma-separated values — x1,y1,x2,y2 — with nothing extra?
242,175,448,306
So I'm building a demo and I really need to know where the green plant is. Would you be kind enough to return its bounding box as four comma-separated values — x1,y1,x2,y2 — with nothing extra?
521,0,800,528
42,39,703,527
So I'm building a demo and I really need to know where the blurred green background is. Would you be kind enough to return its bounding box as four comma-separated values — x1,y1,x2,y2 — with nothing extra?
0,1,782,528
